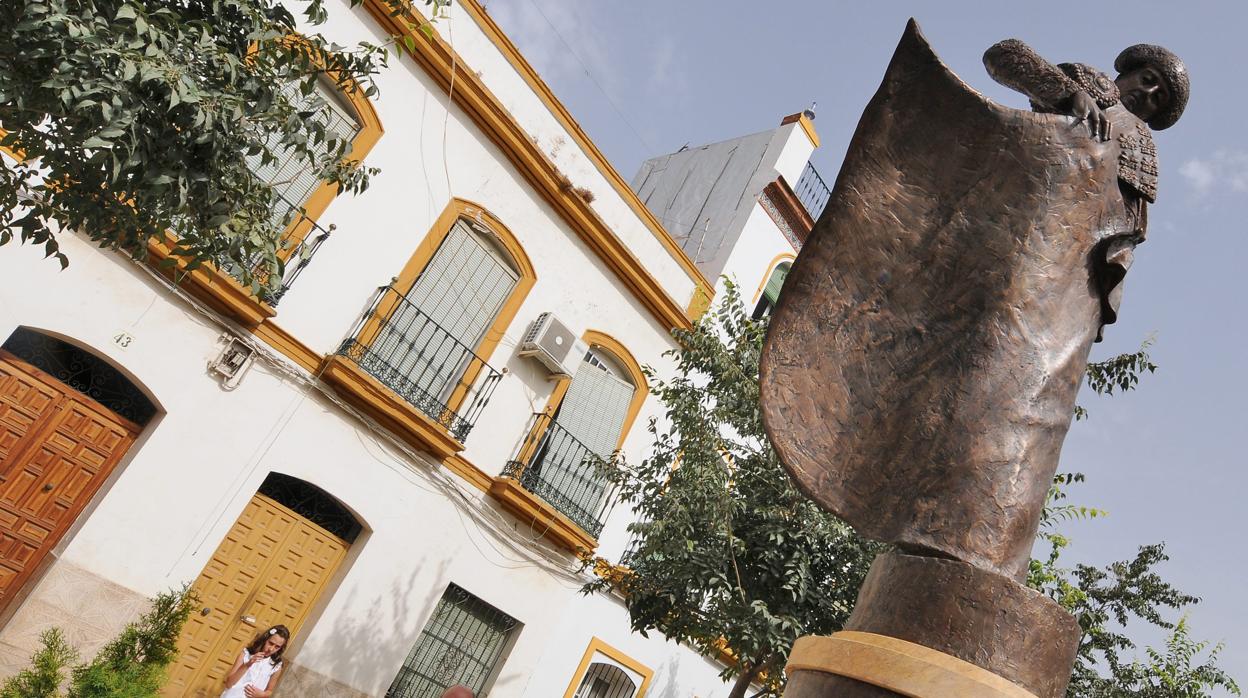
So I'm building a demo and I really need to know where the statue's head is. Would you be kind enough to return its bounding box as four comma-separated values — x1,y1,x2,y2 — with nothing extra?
1114,44,1189,130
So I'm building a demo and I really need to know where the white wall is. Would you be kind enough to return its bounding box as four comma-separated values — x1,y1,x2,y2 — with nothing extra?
0,0,744,694
718,204,799,309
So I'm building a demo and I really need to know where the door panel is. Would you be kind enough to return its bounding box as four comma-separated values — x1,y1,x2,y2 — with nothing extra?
166,493,348,697
0,361,61,463
0,353,137,616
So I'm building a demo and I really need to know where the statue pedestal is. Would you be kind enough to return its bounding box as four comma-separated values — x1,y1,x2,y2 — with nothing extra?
782,552,1080,698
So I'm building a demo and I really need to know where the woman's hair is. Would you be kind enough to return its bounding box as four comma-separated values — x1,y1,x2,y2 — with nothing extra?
245,625,291,666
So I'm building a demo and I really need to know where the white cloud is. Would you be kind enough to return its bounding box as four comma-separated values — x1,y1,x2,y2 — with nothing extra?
1178,159,1215,194
1178,151,1248,196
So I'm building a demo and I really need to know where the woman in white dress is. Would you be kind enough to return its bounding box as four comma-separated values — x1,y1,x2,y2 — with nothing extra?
220,625,289,698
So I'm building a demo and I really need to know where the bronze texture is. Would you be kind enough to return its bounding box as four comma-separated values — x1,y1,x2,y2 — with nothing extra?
781,552,1080,697
760,19,1154,581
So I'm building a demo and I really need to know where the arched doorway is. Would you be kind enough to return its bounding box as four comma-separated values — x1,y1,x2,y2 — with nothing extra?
165,472,362,697
0,327,156,618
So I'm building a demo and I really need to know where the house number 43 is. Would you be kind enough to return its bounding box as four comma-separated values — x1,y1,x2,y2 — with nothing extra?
111,331,135,351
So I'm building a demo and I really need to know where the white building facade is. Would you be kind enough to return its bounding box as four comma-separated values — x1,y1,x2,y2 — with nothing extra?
0,1,825,696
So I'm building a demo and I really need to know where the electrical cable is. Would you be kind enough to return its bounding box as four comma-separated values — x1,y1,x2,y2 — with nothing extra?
517,0,656,155
132,258,589,585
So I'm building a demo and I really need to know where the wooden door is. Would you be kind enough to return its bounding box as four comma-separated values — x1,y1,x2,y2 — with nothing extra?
0,351,138,617
165,493,349,697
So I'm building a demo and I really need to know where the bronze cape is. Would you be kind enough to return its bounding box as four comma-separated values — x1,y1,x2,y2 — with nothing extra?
760,20,1150,586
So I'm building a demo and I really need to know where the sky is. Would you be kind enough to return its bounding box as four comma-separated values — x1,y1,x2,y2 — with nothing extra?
479,0,1247,687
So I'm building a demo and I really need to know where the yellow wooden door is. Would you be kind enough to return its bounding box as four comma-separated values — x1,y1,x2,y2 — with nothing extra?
0,351,138,617
165,493,349,697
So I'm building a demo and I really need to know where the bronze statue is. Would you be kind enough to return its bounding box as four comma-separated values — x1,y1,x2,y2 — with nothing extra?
760,20,1188,698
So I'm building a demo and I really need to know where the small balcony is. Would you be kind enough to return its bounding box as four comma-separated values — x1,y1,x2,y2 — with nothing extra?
146,192,333,327
490,413,616,552
794,161,831,221
217,192,334,307
321,285,503,459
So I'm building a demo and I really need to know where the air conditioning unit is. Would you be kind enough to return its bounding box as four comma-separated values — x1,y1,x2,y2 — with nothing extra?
519,312,584,378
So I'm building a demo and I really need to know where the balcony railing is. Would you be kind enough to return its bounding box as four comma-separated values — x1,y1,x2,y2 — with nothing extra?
336,285,503,442
217,191,333,306
794,161,831,221
501,413,615,537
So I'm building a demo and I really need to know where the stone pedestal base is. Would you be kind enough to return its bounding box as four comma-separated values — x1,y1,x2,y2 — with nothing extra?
783,552,1080,698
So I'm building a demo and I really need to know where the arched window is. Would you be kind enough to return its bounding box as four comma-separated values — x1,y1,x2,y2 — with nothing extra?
336,200,536,443
371,218,520,406
219,51,382,305
248,74,376,239
573,662,638,698
561,640,652,698
509,333,646,538
753,260,792,319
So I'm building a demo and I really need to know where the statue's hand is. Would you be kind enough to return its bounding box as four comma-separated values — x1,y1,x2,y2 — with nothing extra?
1070,91,1111,141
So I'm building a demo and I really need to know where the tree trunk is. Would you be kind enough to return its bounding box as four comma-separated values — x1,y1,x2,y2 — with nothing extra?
727,659,764,698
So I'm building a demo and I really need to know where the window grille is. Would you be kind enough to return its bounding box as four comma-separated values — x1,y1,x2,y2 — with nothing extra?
573,662,638,698
1,328,156,426
386,584,519,698
502,347,634,535
540,348,632,516
258,472,361,543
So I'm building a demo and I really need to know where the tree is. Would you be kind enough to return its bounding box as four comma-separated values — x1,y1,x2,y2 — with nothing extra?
588,283,1238,698
0,586,196,698
0,629,76,698
1031,488,1240,697
583,282,879,698
1119,617,1240,697
1031,344,1239,697
0,0,401,295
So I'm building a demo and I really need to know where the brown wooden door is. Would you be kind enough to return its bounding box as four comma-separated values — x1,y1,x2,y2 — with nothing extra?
0,351,138,617
165,493,349,697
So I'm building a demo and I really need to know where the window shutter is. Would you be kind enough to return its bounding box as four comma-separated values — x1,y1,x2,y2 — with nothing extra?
246,80,363,229
533,350,635,522
372,220,519,404
763,262,791,304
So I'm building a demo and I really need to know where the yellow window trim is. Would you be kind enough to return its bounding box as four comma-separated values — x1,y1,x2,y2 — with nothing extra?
0,127,22,161
496,330,647,552
562,637,654,698
276,35,385,253
359,0,699,331
322,198,535,459
143,40,383,325
516,329,647,468
365,197,536,414
751,253,796,305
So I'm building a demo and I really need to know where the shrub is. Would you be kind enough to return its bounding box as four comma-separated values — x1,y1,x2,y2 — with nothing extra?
0,586,195,698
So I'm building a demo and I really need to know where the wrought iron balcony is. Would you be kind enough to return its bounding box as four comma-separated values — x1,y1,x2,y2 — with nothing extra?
501,413,615,537
217,191,333,306
336,285,503,442
794,161,831,221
